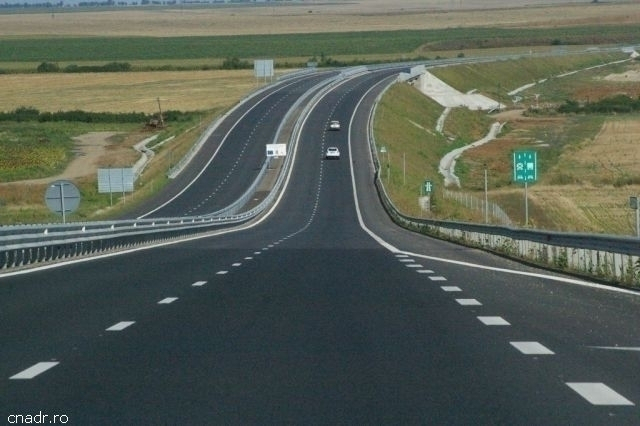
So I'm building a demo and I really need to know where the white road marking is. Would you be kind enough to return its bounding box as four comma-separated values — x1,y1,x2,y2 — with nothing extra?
216,271,228,275
478,316,510,326
510,341,554,355
158,297,178,304
566,382,634,406
106,321,135,331
399,259,414,263
441,286,462,292
395,254,409,258
192,280,208,286
232,263,242,267
406,264,423,268
428,276,447,281
10,362,59,380
590,346,640,352
417,270,434,274
391,250,640,296
456,298,482,306
244,256,253,260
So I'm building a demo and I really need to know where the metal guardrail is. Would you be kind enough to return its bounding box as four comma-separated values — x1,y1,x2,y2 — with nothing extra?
6,55,640,285
0,71,343,274
367,74,640,288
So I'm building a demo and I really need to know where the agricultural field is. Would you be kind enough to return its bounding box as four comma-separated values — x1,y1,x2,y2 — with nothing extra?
1,0,640,227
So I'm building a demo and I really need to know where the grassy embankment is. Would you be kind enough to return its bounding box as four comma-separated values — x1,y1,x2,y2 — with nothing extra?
374,52,640,235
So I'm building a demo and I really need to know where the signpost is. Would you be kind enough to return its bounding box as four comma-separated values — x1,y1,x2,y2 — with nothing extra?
44,180,81,224
513,151,537,226
380,146,389,182
630,196,639,237
419,180,433,213
98,168,134,206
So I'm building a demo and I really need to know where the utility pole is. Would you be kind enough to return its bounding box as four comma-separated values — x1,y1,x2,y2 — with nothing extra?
157,97,164,127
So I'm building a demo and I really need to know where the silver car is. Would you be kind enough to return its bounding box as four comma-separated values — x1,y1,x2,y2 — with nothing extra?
325,147,340,159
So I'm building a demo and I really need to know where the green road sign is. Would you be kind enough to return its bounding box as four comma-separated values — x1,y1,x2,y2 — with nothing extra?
423,180,433,194
513,151,537,183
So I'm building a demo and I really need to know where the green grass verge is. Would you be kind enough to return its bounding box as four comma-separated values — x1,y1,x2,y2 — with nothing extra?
374,52,638,227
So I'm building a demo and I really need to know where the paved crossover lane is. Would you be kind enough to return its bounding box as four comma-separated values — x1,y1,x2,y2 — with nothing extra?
2,69,640,424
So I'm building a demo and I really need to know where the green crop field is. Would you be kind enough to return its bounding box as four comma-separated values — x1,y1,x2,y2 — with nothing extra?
0,25,638,66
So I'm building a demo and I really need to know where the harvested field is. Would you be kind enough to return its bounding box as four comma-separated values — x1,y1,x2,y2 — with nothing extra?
0,70,257,113
463,66,640,234
0,1,638,37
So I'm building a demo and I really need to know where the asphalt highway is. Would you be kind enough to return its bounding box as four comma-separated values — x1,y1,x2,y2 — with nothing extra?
2,68,640,424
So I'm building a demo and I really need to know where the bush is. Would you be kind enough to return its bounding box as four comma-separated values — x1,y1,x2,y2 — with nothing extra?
36,62,60,73
558,95,640,114
221,57,250,70
63,62,132,73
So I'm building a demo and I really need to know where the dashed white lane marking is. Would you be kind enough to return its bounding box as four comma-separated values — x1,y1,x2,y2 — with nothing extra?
10,362,59,380
510,341,555,355
216,271,228,275
417,270,434,274
106,321,135,331
456,298,482,306
158,297,178,304
441,286,462,292
478,316,510,326
244,256,253,260
254,251,261,255
232,263,242,267
192,280,208,286
406,264,423,268
399,259,414,263
428,276,447,281
566,383,635,406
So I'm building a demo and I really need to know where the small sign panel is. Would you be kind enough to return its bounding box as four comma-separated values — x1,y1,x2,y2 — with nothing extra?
266,144,287,158
423,180,434,194
98,168,134,193
45,180,81,221
254,59,274,78
513,151,537,183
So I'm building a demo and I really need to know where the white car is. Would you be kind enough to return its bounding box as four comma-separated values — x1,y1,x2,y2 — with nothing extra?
325,147,340,159
328,120,341,131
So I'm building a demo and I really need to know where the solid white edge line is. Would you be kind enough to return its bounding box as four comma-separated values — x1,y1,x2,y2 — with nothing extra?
589,346,640,352
345,79,640,297
137,79,303,219
0,76,334,279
